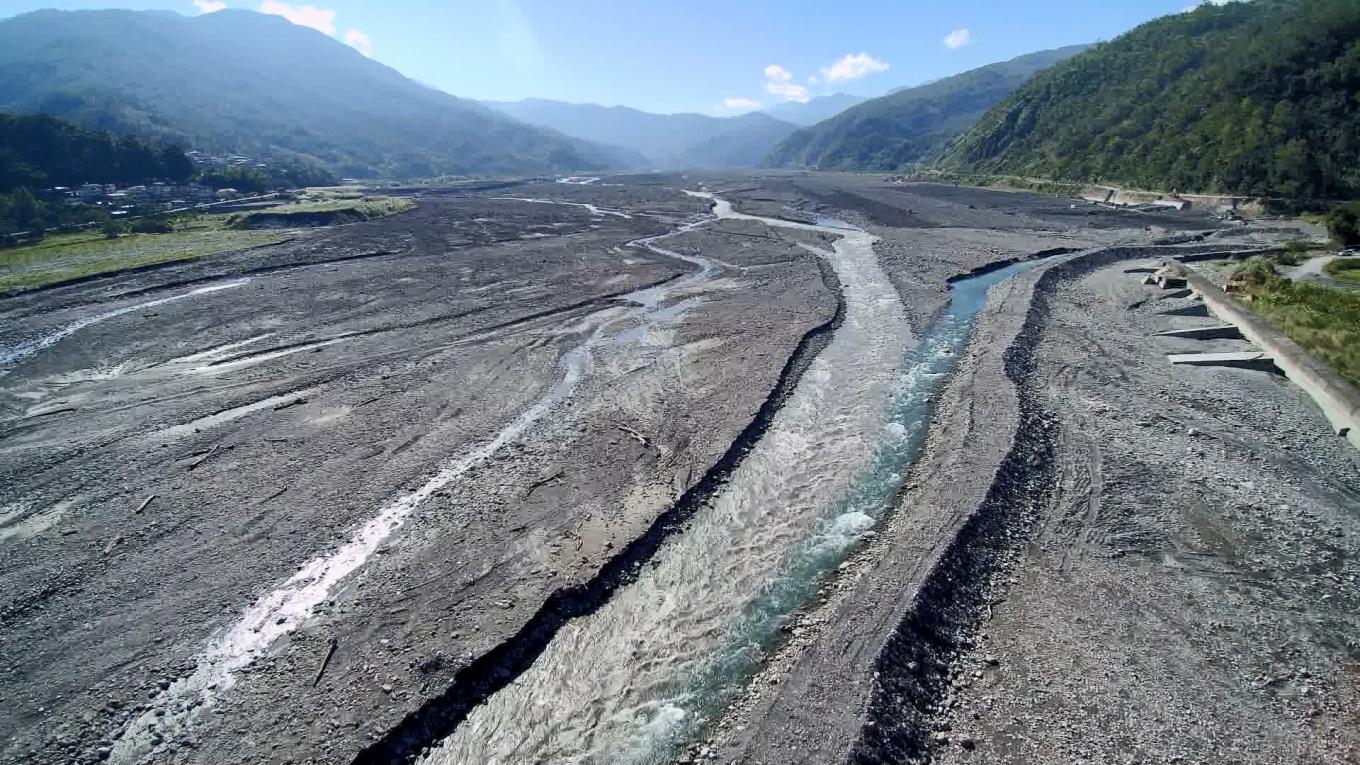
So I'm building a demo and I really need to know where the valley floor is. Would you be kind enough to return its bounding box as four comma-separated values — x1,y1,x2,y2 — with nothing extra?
0,173,1354,765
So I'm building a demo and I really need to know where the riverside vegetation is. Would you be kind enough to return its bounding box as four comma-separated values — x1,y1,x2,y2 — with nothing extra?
1232,255,1360,387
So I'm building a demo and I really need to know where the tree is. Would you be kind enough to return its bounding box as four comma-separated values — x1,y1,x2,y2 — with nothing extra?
8,188,40,230
0,113,194,192
1327,205,1360,247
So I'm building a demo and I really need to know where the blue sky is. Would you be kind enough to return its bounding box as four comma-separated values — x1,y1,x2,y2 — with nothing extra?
3,1,1202,114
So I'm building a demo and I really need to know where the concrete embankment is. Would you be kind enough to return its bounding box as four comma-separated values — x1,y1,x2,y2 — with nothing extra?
1169,262,1360,449
1080,185,1262,214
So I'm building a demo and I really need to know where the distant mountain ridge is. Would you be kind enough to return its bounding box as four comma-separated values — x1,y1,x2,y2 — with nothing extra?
0,9,637,178
762,93,867,126
941,0,1360,200
763,45,1088,172
484,99,798,169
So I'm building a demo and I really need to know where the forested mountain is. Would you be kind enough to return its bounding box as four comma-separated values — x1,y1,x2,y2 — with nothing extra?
763,93,867,126
0,9,636,178
941,0,1360,200
0,112,191,192
484,99,797,169
762,46,1086,171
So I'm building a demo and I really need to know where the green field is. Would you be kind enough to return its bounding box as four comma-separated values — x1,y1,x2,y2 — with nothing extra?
1,196,415,292
1324,257,1360,283
1234,257,1360,387
227,196,415,228
0,217,290,292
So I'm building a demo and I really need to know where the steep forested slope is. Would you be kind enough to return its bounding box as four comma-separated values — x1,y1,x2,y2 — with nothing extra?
941,0,1360,199
763,46,1086,171
0,9,633,178
0,112,190,192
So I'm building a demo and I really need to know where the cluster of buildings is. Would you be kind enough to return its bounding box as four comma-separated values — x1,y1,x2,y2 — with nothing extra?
43,182,246,217
37,151,275,216
185,149,270,172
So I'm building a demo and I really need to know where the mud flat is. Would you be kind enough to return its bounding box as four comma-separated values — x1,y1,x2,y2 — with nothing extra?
2,173,1344,765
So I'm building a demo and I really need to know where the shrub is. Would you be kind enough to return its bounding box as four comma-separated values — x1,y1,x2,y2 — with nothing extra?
129,219,174,234
1326,205,1360,247
1231,256,1278,287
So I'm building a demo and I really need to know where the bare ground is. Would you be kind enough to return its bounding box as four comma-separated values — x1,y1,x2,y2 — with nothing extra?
4,173,1352,765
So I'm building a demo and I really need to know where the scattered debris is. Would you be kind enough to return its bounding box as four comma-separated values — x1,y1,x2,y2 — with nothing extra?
616,424,649,447
312,638,338,687
187,446,220,471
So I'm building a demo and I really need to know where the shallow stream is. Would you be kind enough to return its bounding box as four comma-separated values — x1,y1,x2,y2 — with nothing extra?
424,197,1043,764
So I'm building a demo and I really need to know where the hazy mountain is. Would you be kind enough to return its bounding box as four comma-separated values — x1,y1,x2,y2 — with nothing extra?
484,99,798,169
763,45,1088,172
679,113,804,169
942,0,1360,199
0,9,638,178
762,93,867,126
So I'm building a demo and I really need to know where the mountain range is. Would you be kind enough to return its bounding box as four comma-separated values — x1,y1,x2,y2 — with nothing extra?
941,0,1360,199
762,45,1088,171
3,2,1352,199
0,9,637,178
484,99,801,170
763,93,868,126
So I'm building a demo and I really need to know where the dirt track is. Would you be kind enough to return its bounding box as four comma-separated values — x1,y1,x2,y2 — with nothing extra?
2,174,1354,765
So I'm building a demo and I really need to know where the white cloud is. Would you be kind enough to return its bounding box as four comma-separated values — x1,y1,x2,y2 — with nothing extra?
942,28,973,50
763,63,809,103
344,28,372,56
820,52,889,82
764,64,793,82
807,74,819,85
722,97,762,111
193,0,227,13
258,1,337,35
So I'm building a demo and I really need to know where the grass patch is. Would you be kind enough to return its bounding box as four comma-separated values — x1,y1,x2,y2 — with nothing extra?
1324,257,1360,283
1232,256,1360,386
227,196,414,228
0,215,289,292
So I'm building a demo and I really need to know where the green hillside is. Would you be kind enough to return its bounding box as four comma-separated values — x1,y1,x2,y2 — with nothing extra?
940,0,1360,200
762,46,1086,172
0,112,190,193
0,9,633,178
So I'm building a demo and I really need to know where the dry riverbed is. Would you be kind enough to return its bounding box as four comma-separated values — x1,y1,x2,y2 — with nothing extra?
2,173,1352,765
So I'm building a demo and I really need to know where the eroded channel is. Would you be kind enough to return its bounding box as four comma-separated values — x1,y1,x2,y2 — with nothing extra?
421,196,912,764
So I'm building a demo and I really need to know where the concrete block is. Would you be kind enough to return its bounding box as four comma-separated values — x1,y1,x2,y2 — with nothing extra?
1159,304,1210,318
1155,325,1244,340
1167,351,1279,372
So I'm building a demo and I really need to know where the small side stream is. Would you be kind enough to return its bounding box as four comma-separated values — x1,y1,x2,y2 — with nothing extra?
106,204,716,764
